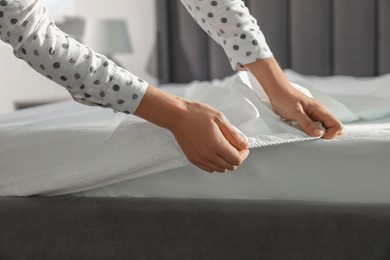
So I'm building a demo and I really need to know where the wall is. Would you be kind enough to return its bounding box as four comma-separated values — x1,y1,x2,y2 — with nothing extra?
0,0,157,115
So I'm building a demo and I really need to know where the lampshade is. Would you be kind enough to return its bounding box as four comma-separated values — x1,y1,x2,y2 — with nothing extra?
83,19,133,55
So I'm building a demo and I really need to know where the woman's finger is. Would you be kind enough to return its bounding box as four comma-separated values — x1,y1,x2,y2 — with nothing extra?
291,104,326,137
213,131,244,166
306,104,344,139
206,149,250,173
217,115,249,151
317,113,344,139
209,155,237,171
238,148,250,162
204,161,228,173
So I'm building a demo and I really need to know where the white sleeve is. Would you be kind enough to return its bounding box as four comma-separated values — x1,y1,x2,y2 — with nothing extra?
0,0,148,114
180,0,273,70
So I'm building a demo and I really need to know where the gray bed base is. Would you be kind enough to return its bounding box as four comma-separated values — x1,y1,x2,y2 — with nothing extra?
1,197,390,260
1,0,390,259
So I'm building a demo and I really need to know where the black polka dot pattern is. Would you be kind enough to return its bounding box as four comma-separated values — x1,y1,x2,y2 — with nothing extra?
48,47,55,55
113,85,120,91
89,66,96,74
3,0,273,110
182,0,273,70
0,0,153,115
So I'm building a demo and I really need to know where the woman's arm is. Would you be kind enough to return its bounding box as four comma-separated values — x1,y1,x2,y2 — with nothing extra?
0,0,249,172
181,0,272,70
181,0,343,138
0,0,147,114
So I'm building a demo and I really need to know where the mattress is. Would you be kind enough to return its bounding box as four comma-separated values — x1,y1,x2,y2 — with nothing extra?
1,71,390,201
72,116,390,203
74,71,390,203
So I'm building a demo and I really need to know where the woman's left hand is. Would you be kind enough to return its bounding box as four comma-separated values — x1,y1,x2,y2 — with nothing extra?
269,84,344,139
245,57,343,139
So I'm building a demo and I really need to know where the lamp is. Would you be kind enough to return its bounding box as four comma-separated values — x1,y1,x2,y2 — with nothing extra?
82,19,133,67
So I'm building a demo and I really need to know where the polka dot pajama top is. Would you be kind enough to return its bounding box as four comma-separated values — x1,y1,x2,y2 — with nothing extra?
0,0,273,114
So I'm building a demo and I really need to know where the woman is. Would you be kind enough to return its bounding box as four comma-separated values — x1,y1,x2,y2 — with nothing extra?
0,0,343,173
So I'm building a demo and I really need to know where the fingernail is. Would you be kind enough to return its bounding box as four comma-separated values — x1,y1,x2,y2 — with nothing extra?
313,128,325,136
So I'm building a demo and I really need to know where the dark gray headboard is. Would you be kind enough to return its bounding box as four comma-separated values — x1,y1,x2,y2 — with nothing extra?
157,0,390,83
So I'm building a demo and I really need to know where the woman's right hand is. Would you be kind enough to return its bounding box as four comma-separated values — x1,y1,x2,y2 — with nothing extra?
168,101,250,173
134,85,250,173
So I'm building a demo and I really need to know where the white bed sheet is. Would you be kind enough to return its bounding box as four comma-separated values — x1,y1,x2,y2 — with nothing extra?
73,116,390,203
73,71,390,203
1,71,390,201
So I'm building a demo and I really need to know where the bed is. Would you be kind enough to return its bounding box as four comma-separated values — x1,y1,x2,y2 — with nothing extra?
1,0,390,259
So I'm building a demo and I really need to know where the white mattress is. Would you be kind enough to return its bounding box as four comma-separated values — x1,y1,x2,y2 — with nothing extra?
72,116,390,203
1,71,390,202
74,71,390,203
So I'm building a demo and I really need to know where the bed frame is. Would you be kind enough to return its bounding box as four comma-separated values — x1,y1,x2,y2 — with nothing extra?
1,197,390,259
1,0,390,259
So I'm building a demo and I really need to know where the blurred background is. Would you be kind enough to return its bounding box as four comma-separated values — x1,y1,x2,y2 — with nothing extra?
0,0,157,115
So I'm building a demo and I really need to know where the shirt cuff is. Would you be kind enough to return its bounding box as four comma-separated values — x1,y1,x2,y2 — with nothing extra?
104,66,149,114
